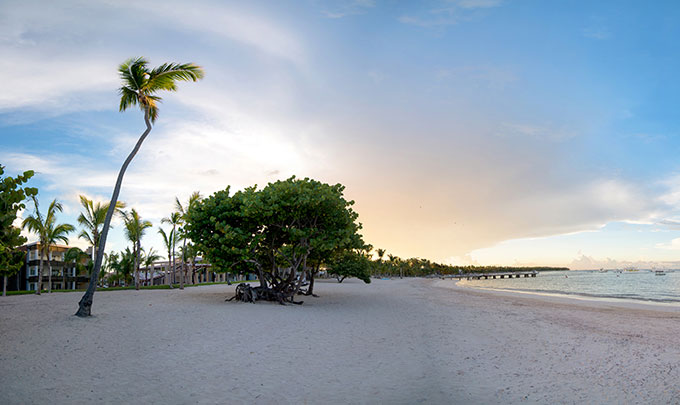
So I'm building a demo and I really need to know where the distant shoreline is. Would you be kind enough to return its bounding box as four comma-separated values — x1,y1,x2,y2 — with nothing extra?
438,277,680,312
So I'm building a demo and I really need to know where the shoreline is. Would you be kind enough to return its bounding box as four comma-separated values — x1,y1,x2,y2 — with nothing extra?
441,278,680,312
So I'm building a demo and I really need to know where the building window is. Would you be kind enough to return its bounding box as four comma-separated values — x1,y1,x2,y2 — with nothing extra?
28,266,39,277
28,282,36,291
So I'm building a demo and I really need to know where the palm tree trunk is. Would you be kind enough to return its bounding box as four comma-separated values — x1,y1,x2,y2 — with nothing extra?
135,241,140,290
76,109,152,317
3,275,7,296
180,237,186,289
36,253,43,295
171,225,176,287
47,250,53,293
91,243,97,286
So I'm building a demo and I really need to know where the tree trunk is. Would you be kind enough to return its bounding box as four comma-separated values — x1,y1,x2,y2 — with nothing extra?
3,275,6,296
180,237,186,289
171,224,176,288
47,250,53,293
76,109,152,317
36,252,43,295
305,267,317,296
135,240,140,290
91,243,97,286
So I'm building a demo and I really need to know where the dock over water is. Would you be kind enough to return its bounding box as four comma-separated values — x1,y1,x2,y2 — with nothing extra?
444,271,538,280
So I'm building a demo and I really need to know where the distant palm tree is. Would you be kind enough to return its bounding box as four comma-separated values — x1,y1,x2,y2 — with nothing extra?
142,247,162,286
77,195,125,265
387,254,401,278
376,249,385,262
113,247,136,287
175,192,201,289
182,242,200,285
22,197,75,293
161,212,182,288
158,227,175,288
64,247,89,289
76,57,204,317
122,209,153,290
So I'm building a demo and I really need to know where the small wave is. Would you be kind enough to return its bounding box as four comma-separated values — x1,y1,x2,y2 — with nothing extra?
463,285,680,303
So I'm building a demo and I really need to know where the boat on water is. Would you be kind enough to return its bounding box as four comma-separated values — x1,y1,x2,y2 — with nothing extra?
623,267,639,272
598,268,608,273
655,270,666,276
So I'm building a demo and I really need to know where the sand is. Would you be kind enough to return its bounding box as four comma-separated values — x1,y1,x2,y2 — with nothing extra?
0,278,679,404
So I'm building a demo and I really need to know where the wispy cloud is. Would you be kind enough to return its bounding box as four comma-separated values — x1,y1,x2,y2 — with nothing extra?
498,122,577,141
582,15,612,40
582,26,612,40
123,1,308,68
655,237,680,250
321,0,375,18
435,65,517,89
399,0,502,28
0,0,308,116
453,0,502,9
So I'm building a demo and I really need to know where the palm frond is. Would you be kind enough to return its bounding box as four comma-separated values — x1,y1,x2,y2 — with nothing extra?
21,216,42,235
147,103,159,123
78,229,94,245
118,86,139,112
118,57,149,91
118,58,203,124
148,63,204,91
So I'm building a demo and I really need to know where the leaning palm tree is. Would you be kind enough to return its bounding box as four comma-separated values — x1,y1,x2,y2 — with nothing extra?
161,211,182,288
22,197,75,293
174,192,201,289
77,195,125,264
122,209,152,290
76,58,203,316
158,227,175,288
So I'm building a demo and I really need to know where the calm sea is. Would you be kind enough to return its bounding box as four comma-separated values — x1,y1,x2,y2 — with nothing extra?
458,270,680,303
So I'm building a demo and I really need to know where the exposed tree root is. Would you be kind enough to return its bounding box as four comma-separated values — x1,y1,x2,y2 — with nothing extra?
226,283,304,305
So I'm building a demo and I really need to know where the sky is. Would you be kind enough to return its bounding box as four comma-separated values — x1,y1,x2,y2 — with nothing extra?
2,0,680,269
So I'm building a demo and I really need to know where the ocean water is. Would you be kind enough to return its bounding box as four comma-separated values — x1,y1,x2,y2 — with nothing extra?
458,270,680,303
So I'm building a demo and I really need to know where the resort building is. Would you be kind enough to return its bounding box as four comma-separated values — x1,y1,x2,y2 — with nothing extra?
136,259,252,287
2,242,91,292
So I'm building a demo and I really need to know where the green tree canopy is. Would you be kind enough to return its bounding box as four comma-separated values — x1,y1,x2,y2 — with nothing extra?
327,251,372,284
1,164,36,296
186,177,364,304
1,165,37,289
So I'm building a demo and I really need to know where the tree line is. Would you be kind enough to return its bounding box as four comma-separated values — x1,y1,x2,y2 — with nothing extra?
365,253,567,278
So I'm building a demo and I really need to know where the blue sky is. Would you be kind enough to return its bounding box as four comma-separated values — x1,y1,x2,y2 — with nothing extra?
2,0,680,269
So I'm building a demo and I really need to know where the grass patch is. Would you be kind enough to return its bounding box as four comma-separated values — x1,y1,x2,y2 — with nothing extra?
2,279,255,296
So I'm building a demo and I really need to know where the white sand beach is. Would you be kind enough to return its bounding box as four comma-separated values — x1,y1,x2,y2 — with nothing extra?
1,278,679,404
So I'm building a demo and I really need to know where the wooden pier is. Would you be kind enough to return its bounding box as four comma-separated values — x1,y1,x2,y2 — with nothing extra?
443,271,538,280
